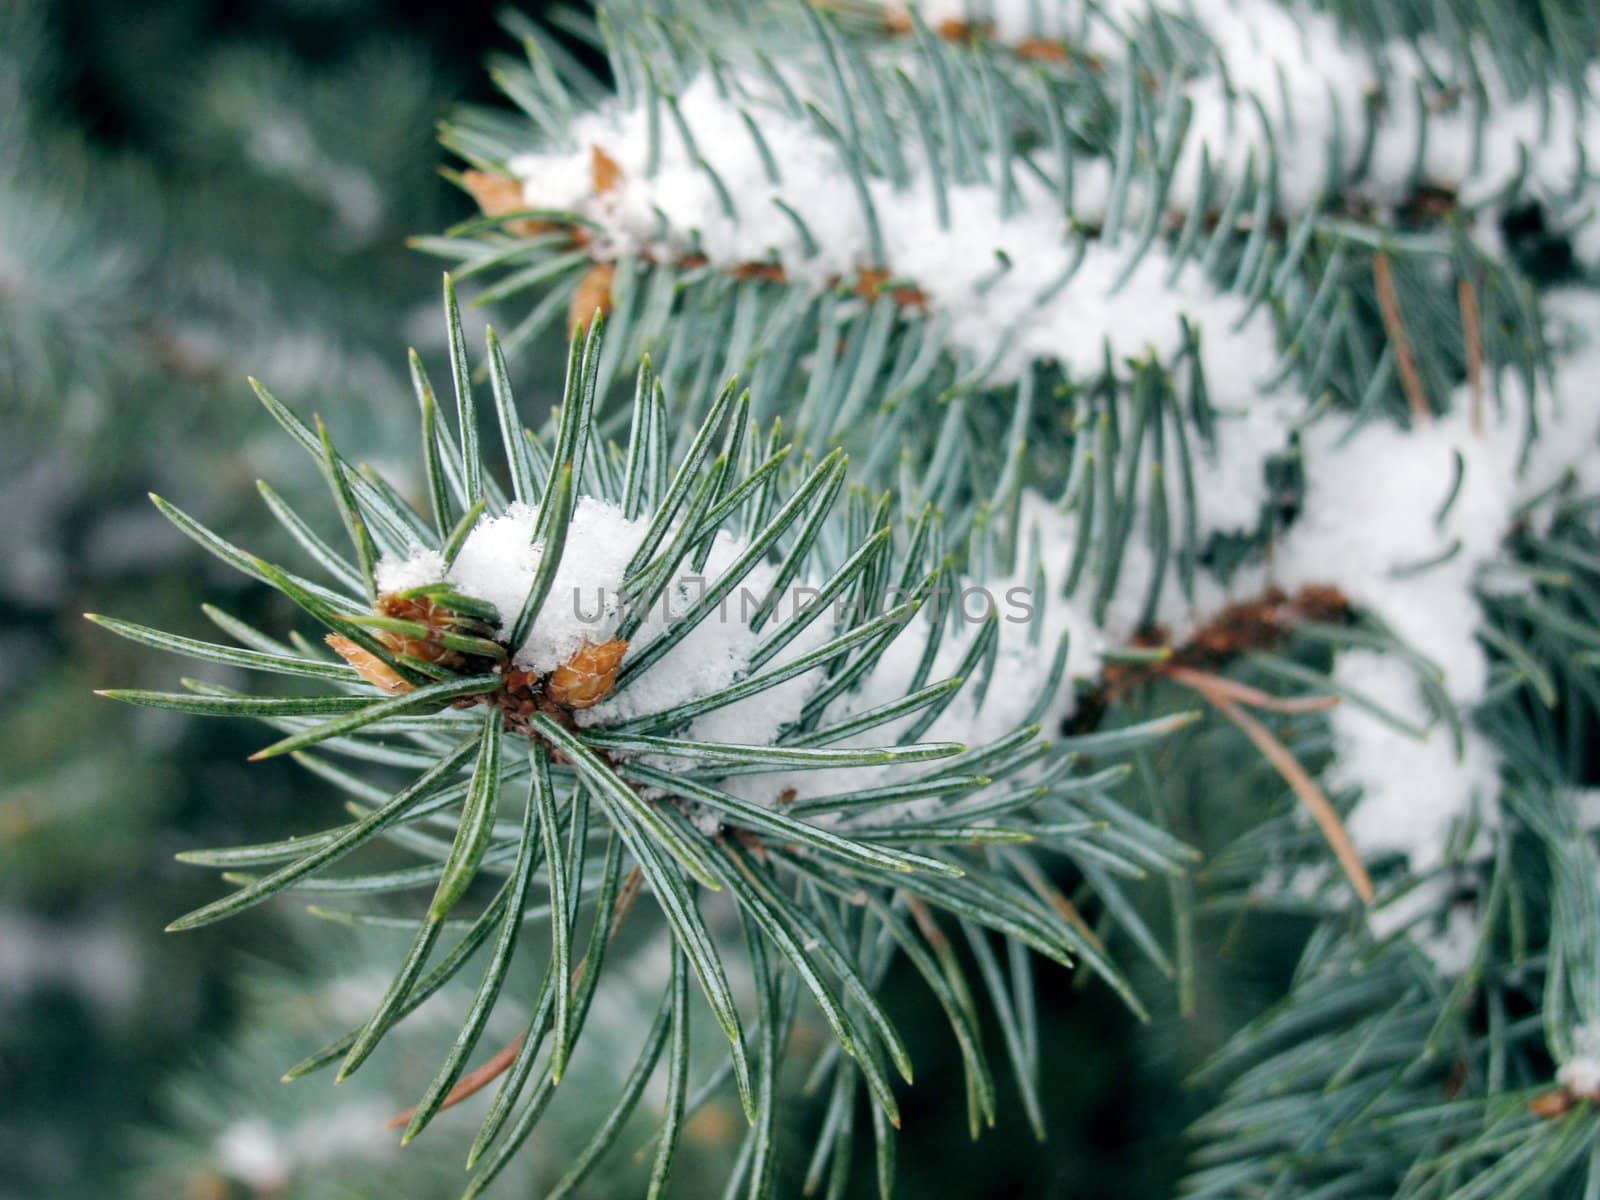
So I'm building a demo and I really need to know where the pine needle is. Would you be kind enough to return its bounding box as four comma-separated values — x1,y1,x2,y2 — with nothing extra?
1006,851,1109,956
1176,671,1373,904
1459,276,1483,434
385,1034,526,1129
1166,666,1339,714
1373,252,1431,423
383,867,645,1131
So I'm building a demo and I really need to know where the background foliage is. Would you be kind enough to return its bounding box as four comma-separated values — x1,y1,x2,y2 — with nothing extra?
0,3,1243,1196
15,0,1599,1196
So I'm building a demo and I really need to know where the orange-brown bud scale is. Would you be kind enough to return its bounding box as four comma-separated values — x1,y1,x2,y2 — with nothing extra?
461,169,574,240
376,593,473,668
475,147,936,319
545,638,629,710
331,589,629,730
1530,1089,1580,1118
853,267,929,312
1014,38,1079,63
569,262,618,335
591,145,623,196
730,262,791,283
325,634,414,695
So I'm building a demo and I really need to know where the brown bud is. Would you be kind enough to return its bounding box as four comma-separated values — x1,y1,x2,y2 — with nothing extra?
591,145,623,196
374,593,468,668
730,262,790,283
545,638,628,710
1530,1088,1577,1119
325,634,413,695
1014,38,1070,62
461,169,561,239
853,267,929,312
569,262,617,336
1291,584,1352,626
733,826,769,863
461,168,522,215
936,18,983,40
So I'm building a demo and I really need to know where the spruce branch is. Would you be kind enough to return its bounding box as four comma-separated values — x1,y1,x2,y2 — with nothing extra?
67,3,1600,1195
93,287,1188,1196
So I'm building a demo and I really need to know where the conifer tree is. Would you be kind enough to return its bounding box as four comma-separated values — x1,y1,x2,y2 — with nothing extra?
73,0,1600,1196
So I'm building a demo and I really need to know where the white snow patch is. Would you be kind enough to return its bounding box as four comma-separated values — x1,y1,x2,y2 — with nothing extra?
1367,874,1480,975
897,0,1600,228
1560,1024,1600,1098
712,492,1106,821
1040,289,1599,872
374,548,444,594
1323,653,1499,870
378,496,647,673
1510,290,1600,509
576,534,837,745
1263,401,1514,871
504,1,1600,393
375,496,840,777
1262,289,1600,869
508,72,1278,385
1277,401,1517,697
479,13,1600,869
451,497,645,672
1163,0,1600,217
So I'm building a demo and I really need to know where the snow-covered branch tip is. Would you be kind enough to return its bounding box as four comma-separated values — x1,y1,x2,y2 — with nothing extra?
92,284,1199,1195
